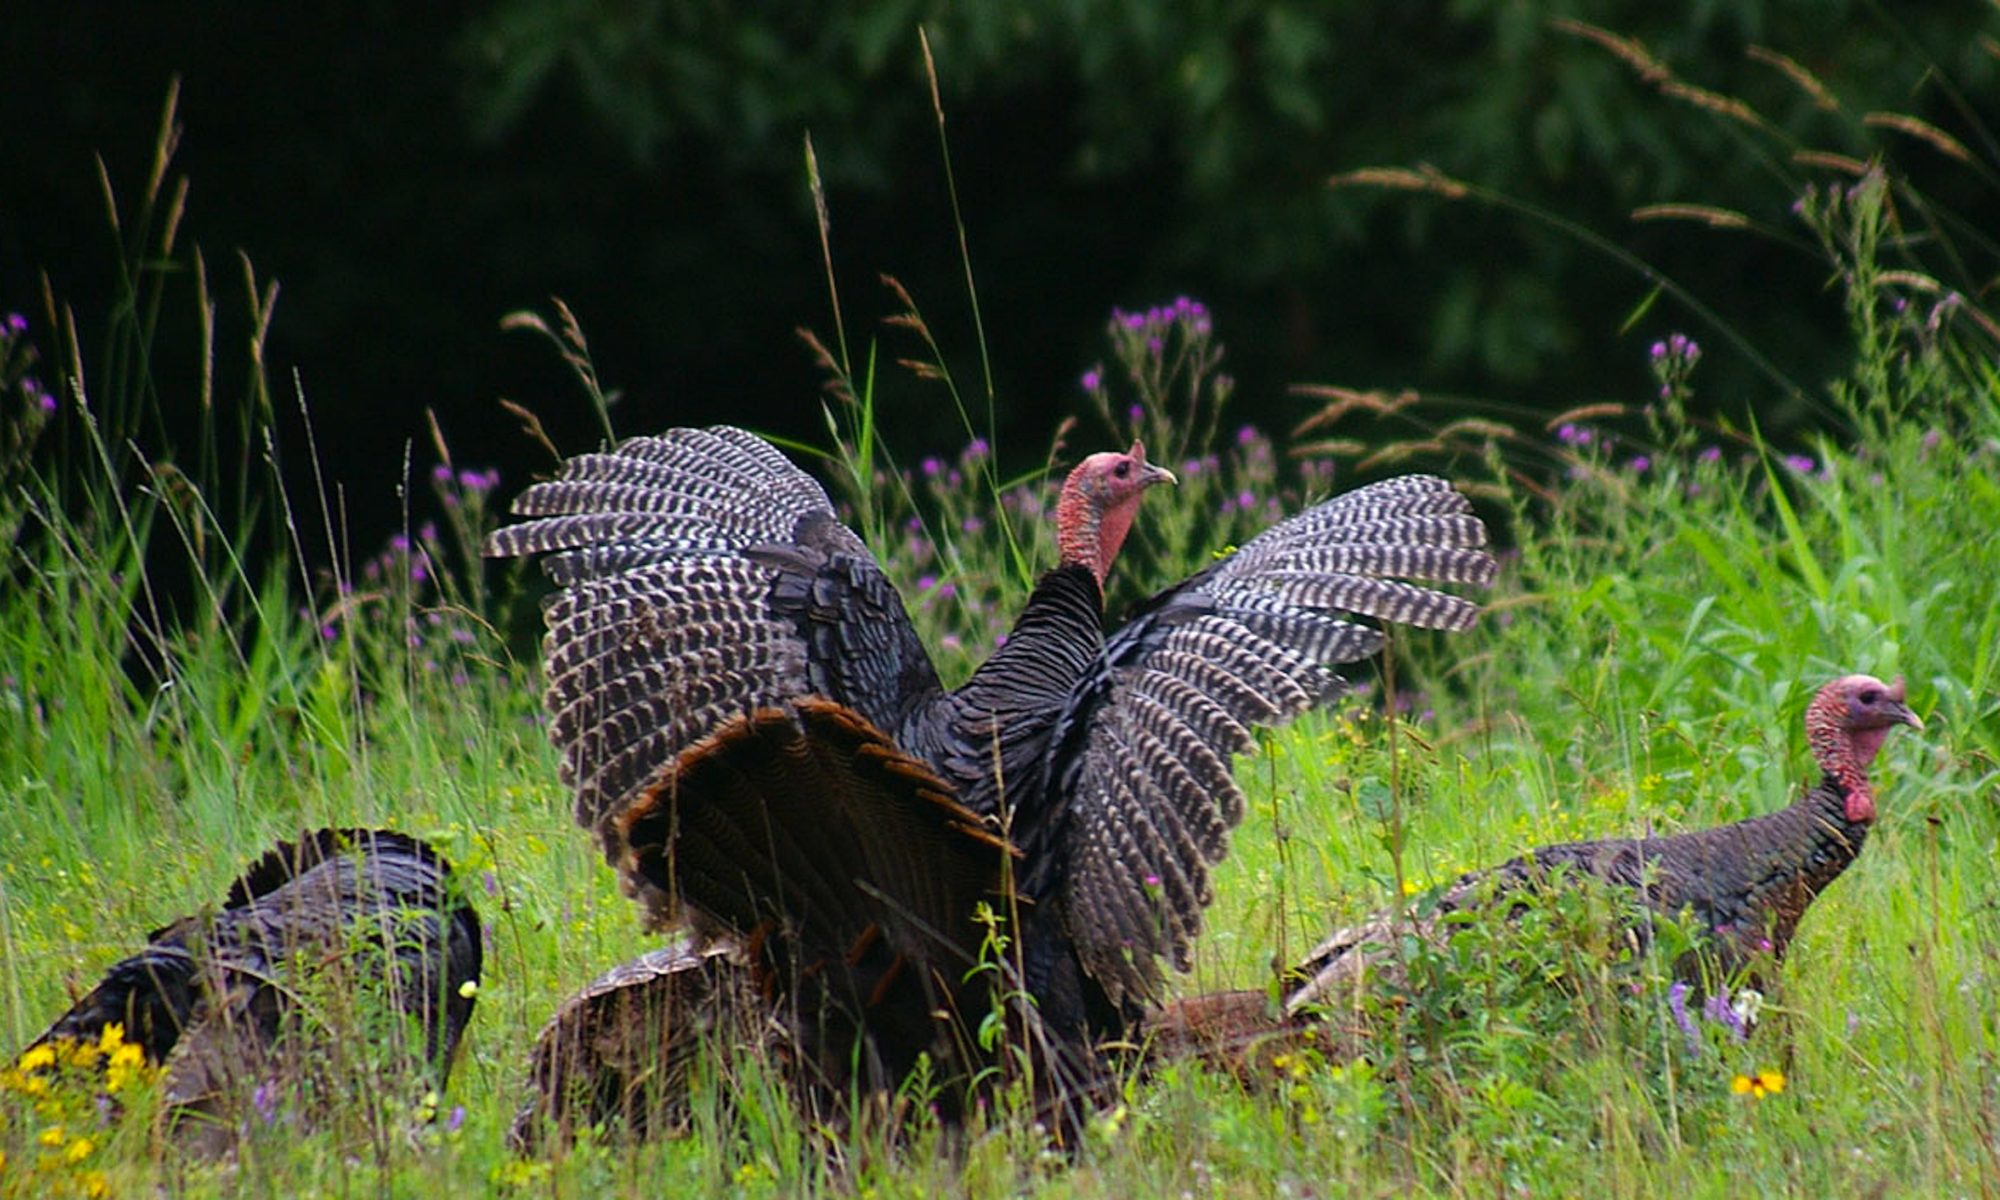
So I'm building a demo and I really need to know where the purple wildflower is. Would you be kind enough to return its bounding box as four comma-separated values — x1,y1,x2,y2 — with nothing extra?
1698,446,1722,464
1782,454,1815,475
920,456,942,478
432,463,454,485
1667,981,1699,1051
1236,425,1258,447
1922,428,1942,452
1128,404,1144,425
1628,455,1651,474
916,574,937,592
1702,990,1750,1042
1236,489,1255,511
4,313,24,334
963,437,989,461
252,1081,279,1125
1650,341,1667,361
1081,367,1103,392
960,515,983,534
1182,458,1201,477
445,1105,466,1134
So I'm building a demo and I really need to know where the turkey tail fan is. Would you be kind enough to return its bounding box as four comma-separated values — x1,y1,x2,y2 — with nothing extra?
615,697,1016,1084
510,942,771,1153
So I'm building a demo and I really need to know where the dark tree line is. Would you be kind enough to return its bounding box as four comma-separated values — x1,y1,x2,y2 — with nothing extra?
3,2,1994,550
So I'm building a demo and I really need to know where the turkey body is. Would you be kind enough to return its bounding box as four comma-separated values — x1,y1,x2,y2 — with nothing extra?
510,941,771,1151
22,828,482,1152
486,426,1494,1124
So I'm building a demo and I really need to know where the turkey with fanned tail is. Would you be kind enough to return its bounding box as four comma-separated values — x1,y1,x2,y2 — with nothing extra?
485,424,1494,1132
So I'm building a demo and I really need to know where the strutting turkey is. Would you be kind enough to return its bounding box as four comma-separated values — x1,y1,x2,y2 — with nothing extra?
1288,673,1924,1015
20,829,482,1154
484,424,1495,1126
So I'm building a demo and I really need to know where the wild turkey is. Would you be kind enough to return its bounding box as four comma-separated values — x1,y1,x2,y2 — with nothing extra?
1288,673,1924,1015
21,828,482,1153
509,941,773,1151
484,424,1494,1123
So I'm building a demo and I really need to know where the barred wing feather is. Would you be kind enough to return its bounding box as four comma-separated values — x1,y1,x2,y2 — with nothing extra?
482,427,943,890
1055,475,1495,1011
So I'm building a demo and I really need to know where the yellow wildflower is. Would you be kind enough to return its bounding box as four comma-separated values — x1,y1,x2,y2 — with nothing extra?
17,1044,55,1072
37,1124,66,1147
82,1172,110,1200
98,1023,125,1053
65,1135,95,1164
1731,1069,1786,1099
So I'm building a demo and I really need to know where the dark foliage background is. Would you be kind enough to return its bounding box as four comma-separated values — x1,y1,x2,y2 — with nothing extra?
3,2,1995,549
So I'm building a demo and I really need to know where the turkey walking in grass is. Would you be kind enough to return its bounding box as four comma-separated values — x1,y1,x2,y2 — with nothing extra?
1288,673,1924,1017
19,829,482,1156
485,424,1495,1137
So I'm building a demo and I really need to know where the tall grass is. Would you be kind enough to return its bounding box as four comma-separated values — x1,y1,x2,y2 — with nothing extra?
2,57,1997,1200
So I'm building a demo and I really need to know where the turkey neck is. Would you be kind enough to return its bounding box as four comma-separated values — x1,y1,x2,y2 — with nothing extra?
1055,475,1129,589
1676,775,1870,959
913,564,1106,825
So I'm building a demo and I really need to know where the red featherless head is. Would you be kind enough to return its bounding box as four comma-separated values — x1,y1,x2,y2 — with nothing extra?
1804,674,1923,824
1055,441,1177,588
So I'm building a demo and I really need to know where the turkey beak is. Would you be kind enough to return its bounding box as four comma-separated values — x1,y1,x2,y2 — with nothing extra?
1143,462,1178,489
1887,676,1924,731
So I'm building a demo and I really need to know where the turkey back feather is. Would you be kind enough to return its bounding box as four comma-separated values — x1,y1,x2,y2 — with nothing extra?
510,942,770,1151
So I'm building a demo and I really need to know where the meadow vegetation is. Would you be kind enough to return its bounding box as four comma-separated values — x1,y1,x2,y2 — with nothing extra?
1,62,1997,1200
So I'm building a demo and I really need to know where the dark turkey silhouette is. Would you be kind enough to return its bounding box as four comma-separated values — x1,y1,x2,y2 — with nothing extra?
22,829,482,1152
510,941,771,1151
1288,674,1923,1014
485,425,1494,1120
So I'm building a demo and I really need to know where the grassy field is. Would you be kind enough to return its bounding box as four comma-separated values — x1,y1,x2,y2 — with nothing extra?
2,116,1997,1199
